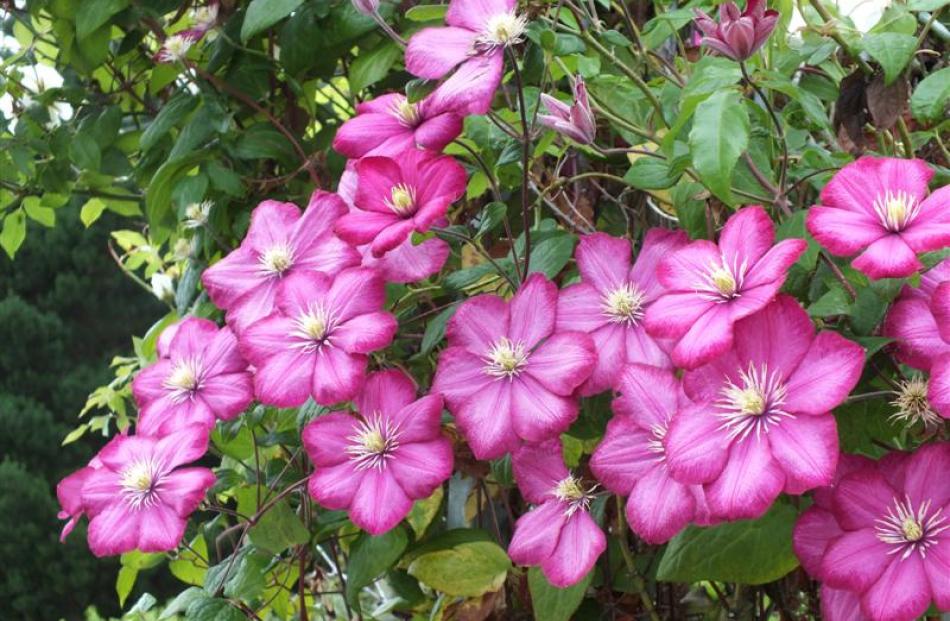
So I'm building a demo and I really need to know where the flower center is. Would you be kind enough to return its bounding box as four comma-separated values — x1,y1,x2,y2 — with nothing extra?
120,459,162,509
478,11,527,48
184,200,212,228
552,474,596,516
162,34,195,62
876,495,949,559
697,257,747,302
602,283,646,324
290,304,335,352
646,422,668,460
345,414,401,470
873,190,919,232
483,337,528,379
164,357,202,403
386,183,416,215
717,363,791,441
392,98,422,127
259,243,295,276
890,377,941,429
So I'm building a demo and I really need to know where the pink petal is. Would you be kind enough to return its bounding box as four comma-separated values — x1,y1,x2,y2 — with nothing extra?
275,271,332,318
81,468,122,516
541,510,606,588
783,331,864,415
555,283,610,334
389,439,454,499
719,206,775,269
832,469,898,531
405,26,478,80
924,536,950,610
806,206,887,256
168,317,220,360
768,414,839,494
132,360,174,406
311,347,366,405
57,467,93,517
413,151,467,207
682,349,741,402
902,441,950,511
356,370,417,419
199,373,254,421
819,156,933,216
327,267,387,323
932,282,950,343
508,273,557,348
852,235,923,280
656,240,722,292
628,467,696,544
388,394,445,444
200,325,248,375
454,379,518,460
512,440,569,504
370,219,417,257
137,503,188,553
732,294,813,377
159,467,215,515
428,52,504,115
432,346,495,406
930,355,950,419
308,460,361,510
671,303,736,369
902,186,950,253
445,0,516,30
354,156,405,214
630,228,689,300
333,312,397,354
445,294,509,352
860,554,931,621
153,424,211,469
244,200,299,252
590,416,659,493
793,507,842,578
524,331,595,395
508,500,567,566
644,292,714,339
883,298,947,371
291,190,349,251
821,585,867,621
705,435,784,520
415,112,465,151
612,363,681,429
664,404,731,484
225,280,281,332
137,395,216,436
623,324,673,371
254,350,314,408
86,504,144,557
575,233,632,293
349,468,413,535
335,211,401,246
290,234,361,276
333,112,408,159
371,237,450,283
201,247,270,311
303,412,359,467
237,315,297,364
740,238,807,292
580,323,627,396
511,375,579,443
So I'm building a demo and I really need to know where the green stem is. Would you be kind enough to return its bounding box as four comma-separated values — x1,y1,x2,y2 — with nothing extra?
615,496,662,621
507,46,533,283
806,0,874,75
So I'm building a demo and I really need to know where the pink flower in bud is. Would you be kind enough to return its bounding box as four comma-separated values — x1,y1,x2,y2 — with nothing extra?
693,0,779,62
351,0,380,16
78,426,215,557
508,440,606,587
303,370,453,535
538,76,597,145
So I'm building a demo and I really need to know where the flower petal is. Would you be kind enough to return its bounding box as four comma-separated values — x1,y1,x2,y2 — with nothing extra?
508,501,566,566
832,469,898,531
613,363,681,429
806,206,888,256
445,0,517,30
159,467,215,516
432,346,495,406
628,467,696,544
308,461,361,510
793,507,842,578
541,510,606,588
783,331,864,415
511,375,579,443
349,468,413,535
254,350,314,408
575,233,632,293
303,412,359,468
454,379,518,460
445,294,509,352
333,312,397,354
389,394,445,444
719,206,775,268
768,414,839,494
590,416,658,493
389,439,454,499
405,27,479,80
852,235,923,280
671,303,736,369
512,439,568,504
860,554,930,621
630,229,689,300
508,273,557,348
524,331,595,395
705,435,784,520
311,348,366,405
664,404,731,485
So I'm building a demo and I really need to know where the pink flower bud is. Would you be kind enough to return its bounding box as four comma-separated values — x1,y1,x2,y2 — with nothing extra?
351,0,380,16
537,75,597,145
693,0,779,62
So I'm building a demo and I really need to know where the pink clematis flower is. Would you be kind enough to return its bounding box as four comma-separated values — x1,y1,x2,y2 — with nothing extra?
590,364,716,544
883,259,950,419
802,443,950,621
538,75,597,145
57,447,113,542
79,425,215,557
806,157,950,280
335,148,467,258
644,206,806,369
333,93,464,159
693,0,779,62
302,370,453,535
508,440,606,587
337,167,450,283
405,0,526,115
132,317,254,436
239,268,397,407
557,229,688,395
432,274,597,459
664,295,864,520
201,192,361,332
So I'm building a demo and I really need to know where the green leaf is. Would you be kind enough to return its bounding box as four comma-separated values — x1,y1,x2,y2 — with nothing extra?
223,551,269,602
808,287,851,317
1,209,27,258
248,500,310,553
527,230,577,278
907,0,948,9
160,587,205,619
62,424,89,445
910,68,950,122
242,0,306,42
346,526,410,606
407,532,511,597
233,125,296,162
405,4,448,21
69,133,102,171
187,596,246,621
80,198,107,227
145,151,208,230
170,536,208,586
421,306,456,354
406,78,439,103
349,41,401,93
22,196,56,227
624,157,677,190
116,566,137,606
528,567,592,621
476,201,508,238
688,90,749,204
657,502,800,584
121,550,164,570
76,0,128,40
861,33,917,85
407,487,444,538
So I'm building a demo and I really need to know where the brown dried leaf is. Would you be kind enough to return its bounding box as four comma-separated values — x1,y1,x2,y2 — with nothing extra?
867,72,909,130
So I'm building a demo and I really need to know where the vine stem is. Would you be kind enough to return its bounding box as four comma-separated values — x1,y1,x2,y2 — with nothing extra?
615,496,662,621
740,63,789,207
507,46,532,282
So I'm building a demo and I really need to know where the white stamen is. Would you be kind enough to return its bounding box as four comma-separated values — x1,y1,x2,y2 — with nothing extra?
390,97,422,127
386,183,416,215
160,34,195,62
890,377,941,429
694,256,747,302
872,190,920,232
716,363,792,441
345,414,401,470
602,282,646,324
290,304,336,352
483,337,528,379
120,458,163,509
552,474,597,517
646,422,668,461
875,495,950,560
476,11,528,49
259,243,295,276
163,357,203,403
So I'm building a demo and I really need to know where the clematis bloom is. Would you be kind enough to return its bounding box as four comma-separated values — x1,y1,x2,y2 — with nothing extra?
79,425,215,557
644,206,806,369
693,0,779,62
132,317,254,436
557,229,687,395
302,370,453,535
665,295,864,520
508,440,606,587
883,259,950,419
239,268,397,407
801,443,950,621
335,148,467,257
432,274,596,459
57,448,111,542
333,93,464,158
405,0,526,115
538,75,597,145
201,192,360,332
806,157,950,280
590,364,716,544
